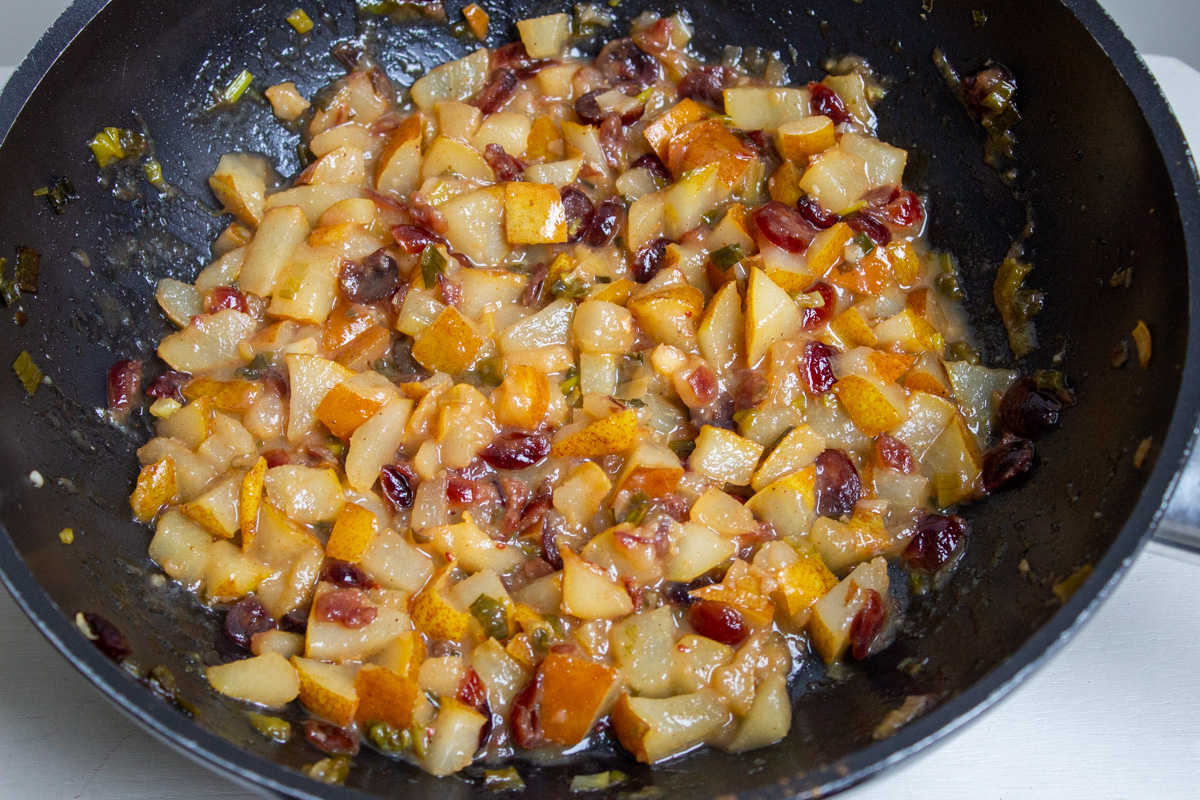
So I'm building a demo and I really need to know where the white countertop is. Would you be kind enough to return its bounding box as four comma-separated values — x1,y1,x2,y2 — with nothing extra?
3,6,1200,799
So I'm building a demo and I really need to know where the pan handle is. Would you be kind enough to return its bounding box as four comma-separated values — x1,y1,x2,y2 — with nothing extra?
1140,56,1200,560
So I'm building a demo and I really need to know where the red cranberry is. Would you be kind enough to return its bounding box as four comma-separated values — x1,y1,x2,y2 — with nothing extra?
474,67,518,114
845,213,892,246
491,42,555,79
595,38,658,88
107,358,142,416
262,448,291,468
509,672,546,749
584,198,623,247
81,613,130,661
305,719,359,756
687,600,748,645
379,465,414,511
903,514,965,572
145,370,189,403
630,152,669,183
313,588,377,629
981,434,1036,493
962,63,1017,119
796,196,839,229
560,186,596,243
801,282,837,331
481,432,551,470
814,449,862,517
801,341,836,395
204,286,249,314
677,66,733,110
874,433,916,473
391,224,446,255
484,144,524,181
734,372,768,412
339,249,399,303
875,190,924,227
849,588,887,659
224,596,275,649
752,201,820,253
574,90,607,126
632,237,670,283
808,82,852,124
998,378,1062,440
598,114,628,169
320,560,376,590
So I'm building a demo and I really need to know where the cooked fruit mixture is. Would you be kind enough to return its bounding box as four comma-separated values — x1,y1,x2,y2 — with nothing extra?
121,6,1064,781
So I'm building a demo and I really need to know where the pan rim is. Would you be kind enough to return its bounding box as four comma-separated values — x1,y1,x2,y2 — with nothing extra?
0,0,1197,797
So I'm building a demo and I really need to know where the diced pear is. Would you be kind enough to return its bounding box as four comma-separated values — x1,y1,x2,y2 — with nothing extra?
727,673,791,752
411,307,485,376
325,503,378,562
504,182,567,244
410,48,490,110
292,656,359,726
430,512,526,574
667,522,737,583
889,390,958,461
627,284,705,350
662,162,727,239
412,566,471,639
627,191,666,252
745,268,801,367
207,652,299,708
697,281,743,374
670,634,733,694
551,409,638,458
870,351,916,385
923,416,982,506
209,153,270,227
809,513,891,574
833,375,908,437
130,457,177,524
874,307,944,354
771,550,838,627
422,135,493,182
354,664,420,730
690,564,775,627
204,539,271,602
239,456,267,552
553,462,612,528
690,426,764,487
537,651,620,745
305,590,411,663
181,474,241,538
573,300,636,354
809,557,889,664
612,689,732,764
265,186,363,226
316,372,397,441
690,487,759,537
745,466,817,543
424,698,488,776
251,629,305,659
723,86,809,131
158,309,257,373
474,112,533,157
776,115,837,164
264,465,345,524
441,185,509,266
614,440,684,498
643,98,710,161
375,114,424,196
149,508,212,586
361,529,435,594
799,148,871,215
839,132,907,189
345,397,413,492
286,353,354,443
610,606,676,698
268,243,341,325
299,145,366,186
561,548,634,621
238,205,310,296
752,425,826,491
516,13,571,58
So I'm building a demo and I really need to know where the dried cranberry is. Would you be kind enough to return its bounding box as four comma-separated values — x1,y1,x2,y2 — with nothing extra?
107,358,142,416
814,449,862,517
321,560,376,590
801,282,837,330
81,613,130,661
447,476,483,507
521,261,549,307
742,129,776,160
903,514,965,572
849,588,888,659
510,673,546,749
801,341,836,395
808,82,852,125
331,42,365,71
484,143,524,181
261,370,289,399
584,198,623,247
224,596,275,649
262,448,291,468
845,213,892,246
491,42,554,79
688,600,748,645
874,433,916,473
340,249,399,303
981,434,1036,493
630,152,670,183
474,67,518,114
595,38,658,88
734,372,768,412
391,224,446,255
632,237,670,282
305,719,360,756
560,186,596,243
458,666,490,715
796,196,839,229
574,90,607,126
379,465,414,511
145,370,189,403
541,522,563,569
598,115,627,169
677,66,733,110
752,201,820,253
874,190,924,227
998,377,1062,440
482,432,551,470
204,286,249,314
280,606,309,634
314,588,377,629
683,363,718,406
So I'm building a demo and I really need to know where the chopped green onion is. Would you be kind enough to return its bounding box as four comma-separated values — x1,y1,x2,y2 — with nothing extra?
88,127,126,167
286,8,315,33
367,721,412,753
732,408,756,430
485,766,526,791
571,771,627,792
15,246,40,294
237,353,270,380
945,341,981,365
624,397,645,408
36,177,78,214
700,209,722,227
852,231,876,256
470,594,511,640
972,9,987,26
13,350,43,396
304,755,351,785
373,357,403,380
994,257,1042,358
143,158,171,192
669,439,695,458
560,367,580,395
620,491,650,524
710,243,745,271
216,69,254,106
248,712,292,743
474,356,504,386
420,244,447,289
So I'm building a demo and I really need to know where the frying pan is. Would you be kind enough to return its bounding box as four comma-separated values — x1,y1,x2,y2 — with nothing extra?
1,0,1198,797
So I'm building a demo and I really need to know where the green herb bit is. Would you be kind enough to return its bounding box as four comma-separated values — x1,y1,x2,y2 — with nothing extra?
700,209,722,227
934,270,966,300
732,407,756,430
304,755,352,785
945,341,981,365
543,613,565,636
13,350,43,396
710,243,745,271
620,490,650,525
449,19,471,38
560,366,580,395
570,771,627,792
236,353,270,379
668,439,695,458
373,356,403,380
216,69,254,106
15,246,40,294
88,127,126,167
420,244,447,289
624,397,646,408
972,9,987,26
1052,564,1093,603
530,626,552,652
37,177,79,214
475,356,504,386
367,721,411,754
248,712,292,743
484,766,526,791
470,594,511,640
852,231,876,256
286,7,315,33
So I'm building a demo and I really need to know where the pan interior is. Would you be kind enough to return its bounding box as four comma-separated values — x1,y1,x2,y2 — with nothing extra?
0,0,1190,797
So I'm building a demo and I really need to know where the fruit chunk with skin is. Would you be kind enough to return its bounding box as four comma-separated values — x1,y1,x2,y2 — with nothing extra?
239,456,267,552
551,409,638,458
745,466,816,543
375,113,423,197
809,556,889,663
727,673,791,752
553,461,612,527
353,663,419,730
293,656,359,726
237,205,310,296
752,424,826,491
536,651,621,745
505,182,568,244
490,365,550,430
697,280,744,374
206,652,300,708
131,457,177,524
430,512,526,574
561,547,634,620
424,698,489,776
614,440,684,498
746,268,801,367
667,521,738,582
833,375,908,438
690,425,765,487
325,503,378,563
316,371,399,441
149,509,212,586
158,309,257,374
286,353,354,443
771,549,838,627
209,153,271,227
689,487,760,538
345,397,413,492
412,565,471,639
612,689,732,764
181,474,241,538
690,563,775,628
411,307,485,375
775,115,836,163
610,605,676,698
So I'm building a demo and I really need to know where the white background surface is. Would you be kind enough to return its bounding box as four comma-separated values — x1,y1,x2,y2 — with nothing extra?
3,1,1200,799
